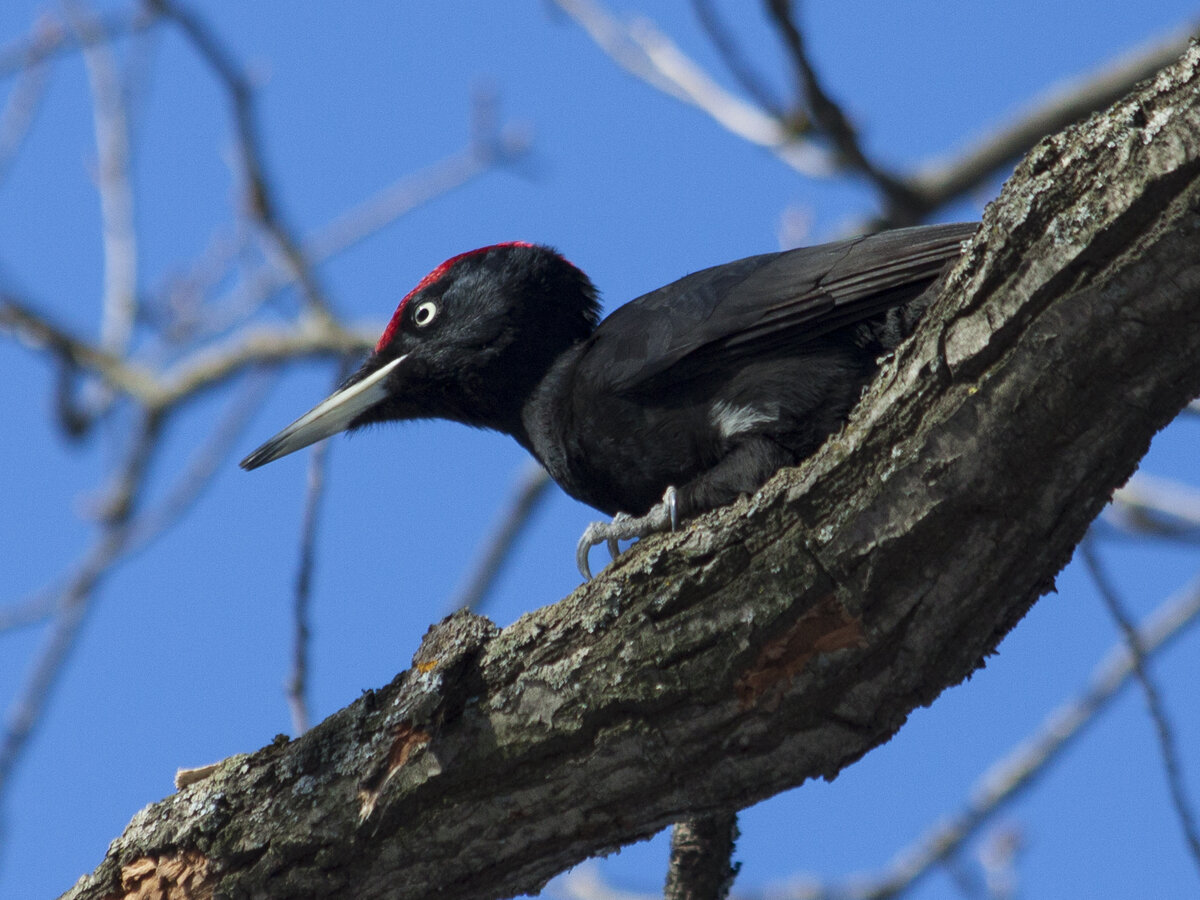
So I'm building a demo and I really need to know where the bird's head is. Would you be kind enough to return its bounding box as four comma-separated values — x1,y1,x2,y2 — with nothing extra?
240,242,599,470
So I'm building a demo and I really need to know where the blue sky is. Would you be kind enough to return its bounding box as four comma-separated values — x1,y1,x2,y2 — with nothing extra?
2,2,1199,898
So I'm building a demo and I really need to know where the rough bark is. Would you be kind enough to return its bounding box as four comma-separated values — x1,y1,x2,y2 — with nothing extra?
62,43,1200,900
665,813,740,900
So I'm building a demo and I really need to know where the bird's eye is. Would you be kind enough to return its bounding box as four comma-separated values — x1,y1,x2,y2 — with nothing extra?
413,300,438,328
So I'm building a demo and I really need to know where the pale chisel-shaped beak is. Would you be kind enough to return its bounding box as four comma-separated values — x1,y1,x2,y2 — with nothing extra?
239,355,406,470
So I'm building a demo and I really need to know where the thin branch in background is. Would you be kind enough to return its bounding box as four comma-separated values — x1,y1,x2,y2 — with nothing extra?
559,0,1193,226
0,25,52,187
0,595,57,634
664,812,740,900
67,0,140,357
1081,540,1200,876
148,0,335,324
448,461,553,613
0,4,159,78
1104,472,1200,540
0,291,163,403
0,411,162,806
909,26,1197,211
550,0,833,177
761,0,919,221
151,319,373,408
127,370,275,551
800,575,1200,900
690,0,784,118
286,359,351,736
172,95,531,345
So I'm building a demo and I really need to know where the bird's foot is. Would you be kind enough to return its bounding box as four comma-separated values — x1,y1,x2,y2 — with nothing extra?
576,486,678,580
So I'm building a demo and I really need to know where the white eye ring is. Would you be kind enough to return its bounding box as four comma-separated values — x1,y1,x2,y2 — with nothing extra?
413,300,438,327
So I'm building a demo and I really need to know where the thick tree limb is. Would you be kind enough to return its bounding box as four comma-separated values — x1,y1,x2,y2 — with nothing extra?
59,44,1200,900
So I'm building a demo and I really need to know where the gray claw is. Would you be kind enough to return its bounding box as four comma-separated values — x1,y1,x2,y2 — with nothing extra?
576,523,600,580
574,486,681,582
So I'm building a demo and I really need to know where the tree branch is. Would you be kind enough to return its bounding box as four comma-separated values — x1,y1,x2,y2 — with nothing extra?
448,462,554,613
909,26,1198,212
59,43,1200,900
665,813,740,900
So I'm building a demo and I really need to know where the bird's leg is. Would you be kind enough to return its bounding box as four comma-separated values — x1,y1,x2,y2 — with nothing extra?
575,436,795,579
576,486,678,580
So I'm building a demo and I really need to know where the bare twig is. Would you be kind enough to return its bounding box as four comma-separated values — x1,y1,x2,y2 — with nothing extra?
0,592,58,634
0,411,162,805
1105,472,1200,539
67,0,140,355
909,26,1197,210
1081,541,1200,876
0,5,159,78
448,462,553,613
127,371,274,551
762,0,919,220
148,0,335,323
550,0,832,176
153,318,374,408
558,1,1193,225
164,97,529,346
807,575,1200,900
0,292,161,402
286,360,352,735
690,0,784,117
0,28,52,187
309,131,530,266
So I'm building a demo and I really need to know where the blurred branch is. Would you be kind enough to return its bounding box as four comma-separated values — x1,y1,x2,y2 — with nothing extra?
449,462,553,613
68,0,140,355
0,371,265,633
690,0,784,117
550,0,833,176
203,96,531,339
0,411,162,803
909,27,1198,210
150,318,371,407
287,360,352,736
0,292,161,402
1081,541,1200,875
0,33,51,187
1104,472,1200,540
762,0,919,220
803,575,1200,900
0,4,159,78
148,0,335,323
558,1,1194,225
126,370,274,551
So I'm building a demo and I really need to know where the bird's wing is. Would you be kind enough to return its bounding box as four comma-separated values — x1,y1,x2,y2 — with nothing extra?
587,222,976,393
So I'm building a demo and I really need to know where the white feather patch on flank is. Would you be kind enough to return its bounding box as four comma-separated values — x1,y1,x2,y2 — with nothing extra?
709,400,775,438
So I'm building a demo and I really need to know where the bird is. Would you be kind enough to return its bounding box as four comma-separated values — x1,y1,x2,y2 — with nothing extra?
241,222,976,579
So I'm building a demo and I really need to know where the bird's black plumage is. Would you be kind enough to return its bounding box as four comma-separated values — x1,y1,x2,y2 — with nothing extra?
241,223,976,577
